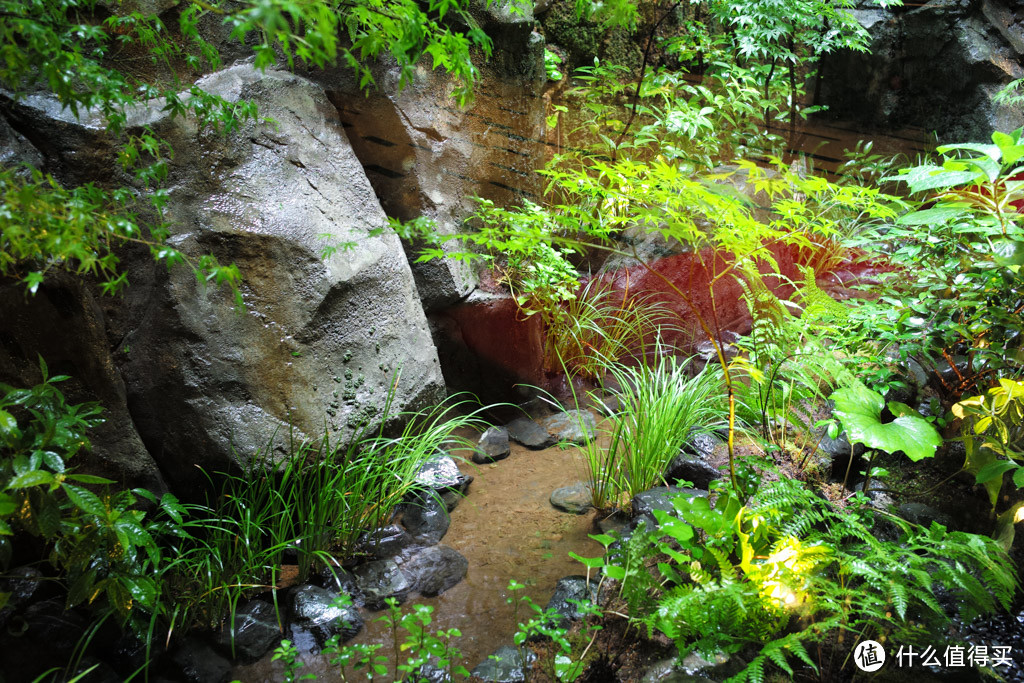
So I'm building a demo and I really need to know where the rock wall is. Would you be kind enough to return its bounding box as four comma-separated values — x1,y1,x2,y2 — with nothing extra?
820,0,1024,141
301,4,548,313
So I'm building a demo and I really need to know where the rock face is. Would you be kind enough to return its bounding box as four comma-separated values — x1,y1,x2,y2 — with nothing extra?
128,65,445,486
471,645,536,683
0,275,165,492
820,0,1024,140
545,576,601,627
506,416,556,449
307,18,547,314
631,486,708,529
1,64,447,489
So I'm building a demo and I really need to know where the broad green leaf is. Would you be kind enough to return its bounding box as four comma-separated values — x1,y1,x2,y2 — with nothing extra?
63,484,107,517
123,577,157,610
993,239,1024,267
67,474,115,485
34,492,62,538
0,410,17,435
965,443,1003,509
831,384,942,461
6,471,54,489
885,166,978,193
39,451,64,473
896,206,966,226
0,493,14,517
604,565,626,581
886,401,917,418
67,570,97,607
936,142,1002,162
569,552,604,569
994,502,1023,551
975,460,1017,484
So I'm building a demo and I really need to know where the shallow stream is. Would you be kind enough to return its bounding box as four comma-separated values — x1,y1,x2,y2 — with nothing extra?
230,437,604,681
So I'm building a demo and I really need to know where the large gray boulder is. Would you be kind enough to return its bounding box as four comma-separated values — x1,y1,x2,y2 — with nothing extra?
119,65,446,486
2,65,446,489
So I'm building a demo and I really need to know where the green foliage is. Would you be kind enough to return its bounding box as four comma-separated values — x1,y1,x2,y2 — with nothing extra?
0,359,189,633
841,128,1024,400
994,77,1024,108
323,595,468,681
577,355,725,510
548,278,674,379
0,165,243,301
506,578,595,682
575,476,1017,682
729,275,850,450
613,356,725,499
161,392,486,632
270,640,316,682
953,378,1024,511
545,48,564,81
830,383,942,462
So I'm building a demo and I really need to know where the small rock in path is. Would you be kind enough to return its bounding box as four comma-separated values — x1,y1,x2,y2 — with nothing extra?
550,481,594,514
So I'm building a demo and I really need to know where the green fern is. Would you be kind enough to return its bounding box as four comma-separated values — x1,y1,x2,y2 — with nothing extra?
616,478,1019,681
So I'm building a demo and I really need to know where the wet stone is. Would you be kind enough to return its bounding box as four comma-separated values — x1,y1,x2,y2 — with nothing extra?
108,634,152,679
415,452,470,493
411,663,450,683
631,486,707,529
400,545,468,597
471,645,536,683
440,488,464,512
640,657,707,683
539,410,597,445
550,481,593,514
0,565,42,630
289,585,363,648
171,637,233,683
506,417,555,449
351,559,414,610
665,451,720,489
819,430,866,459
474,426,511,464
545,576,600,628
213,599,281,662
0,566,42,607
21,598,88,660
897,502,957,530
853,482,895,510
357,523,417,561
681,429,721,460
596,509,630,538
401,493,451,545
